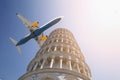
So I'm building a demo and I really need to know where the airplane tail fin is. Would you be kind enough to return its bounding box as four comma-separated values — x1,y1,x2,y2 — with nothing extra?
9,37,21,53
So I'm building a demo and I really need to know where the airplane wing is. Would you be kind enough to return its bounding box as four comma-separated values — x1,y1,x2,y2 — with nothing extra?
16,13,42,47
16,13,38,32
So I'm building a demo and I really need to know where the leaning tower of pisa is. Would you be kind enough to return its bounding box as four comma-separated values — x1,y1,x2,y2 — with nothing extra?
18,28,91,80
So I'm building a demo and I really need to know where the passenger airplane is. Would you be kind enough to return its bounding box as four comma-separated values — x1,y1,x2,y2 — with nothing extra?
10,13,63,53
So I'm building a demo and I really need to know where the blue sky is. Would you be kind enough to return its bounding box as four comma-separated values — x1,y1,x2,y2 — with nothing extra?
1,0,120,80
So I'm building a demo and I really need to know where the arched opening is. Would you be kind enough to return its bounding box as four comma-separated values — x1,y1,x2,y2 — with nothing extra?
71,60,78,72
53,56,60,68
44,57,51,68
62,57,69,69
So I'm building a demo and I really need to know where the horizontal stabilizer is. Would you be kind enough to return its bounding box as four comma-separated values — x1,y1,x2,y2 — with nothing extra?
9,37,21,53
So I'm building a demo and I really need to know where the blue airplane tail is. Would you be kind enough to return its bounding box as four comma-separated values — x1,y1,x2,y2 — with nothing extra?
9,37,21,53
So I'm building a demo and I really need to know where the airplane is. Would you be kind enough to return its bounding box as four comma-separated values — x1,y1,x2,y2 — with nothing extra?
16,13,46,46
10,13,63,53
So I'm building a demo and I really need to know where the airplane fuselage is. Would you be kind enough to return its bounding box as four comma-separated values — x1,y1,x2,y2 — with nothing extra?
16,17,62,46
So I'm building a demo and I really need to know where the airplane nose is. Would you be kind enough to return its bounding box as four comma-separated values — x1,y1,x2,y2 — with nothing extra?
57,18,61,21
57,16,64,21
56,17,63,22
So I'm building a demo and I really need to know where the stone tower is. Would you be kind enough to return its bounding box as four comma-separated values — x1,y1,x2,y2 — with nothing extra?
18,28,91,80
